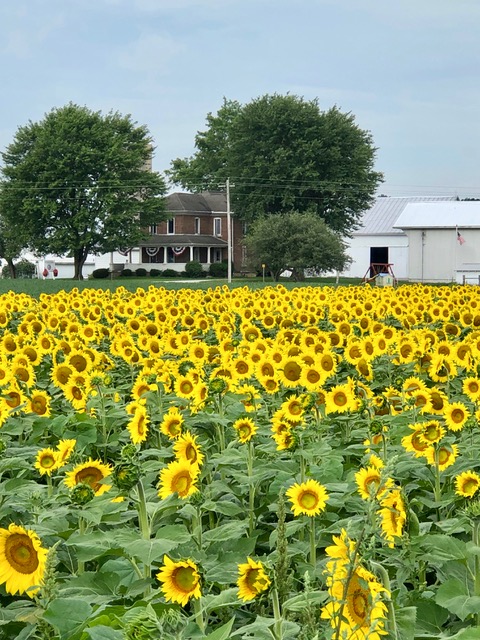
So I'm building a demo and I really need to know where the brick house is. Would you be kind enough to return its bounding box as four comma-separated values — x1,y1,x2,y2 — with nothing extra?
137,191,245,272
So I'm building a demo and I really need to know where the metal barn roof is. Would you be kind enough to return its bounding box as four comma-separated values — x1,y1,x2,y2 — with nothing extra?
356,196,456,235
394,201,480,229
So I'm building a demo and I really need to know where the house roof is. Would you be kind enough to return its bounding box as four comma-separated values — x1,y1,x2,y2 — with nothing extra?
394,201,480,229
357,196,457,235
140,234,227,248
165,191,227,214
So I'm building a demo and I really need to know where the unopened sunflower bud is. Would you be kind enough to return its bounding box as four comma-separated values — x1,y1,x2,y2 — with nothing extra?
121,443,139,460
113,462,141,492
70,482,95,506
0,439,7,458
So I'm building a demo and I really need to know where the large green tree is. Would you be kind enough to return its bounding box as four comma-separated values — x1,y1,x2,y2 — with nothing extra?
168,94,383,235
0,103,167,279
243,210,351,282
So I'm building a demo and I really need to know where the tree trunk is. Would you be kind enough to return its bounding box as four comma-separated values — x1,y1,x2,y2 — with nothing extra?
73,247,88,280
291,268,305,282
7,258,16,279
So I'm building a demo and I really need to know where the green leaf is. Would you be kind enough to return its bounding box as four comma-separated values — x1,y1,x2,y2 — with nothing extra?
84,626,124,640
282,590,328,612
202,521,248,543
204,617,235,640
395,606,416,640
436,578,480,621
43,598,93,640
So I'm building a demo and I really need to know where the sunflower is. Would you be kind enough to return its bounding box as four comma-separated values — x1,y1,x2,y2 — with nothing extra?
286,479,329,517
325,383,358,415
51,363,74,388
300,365,323,391
157,555,201,606
321,531,389,640
355,467,392,501
65,459,112,496
56,439,76,466
174,374,197,399
35,448,59,476
28,390,51,417
377,488,406,546
418,420,445,445
237,557,271,601
232,417,258,443
463,377,480,402
158,460,200,500
401,429,431,458
429,387,449,414
281,395,305,424
0,524,48,596
444,402,470,432
173,432,204,467
455,470,480,498
160,407,184,439
278,357,303,388
426,443,459,471
127,405,149,444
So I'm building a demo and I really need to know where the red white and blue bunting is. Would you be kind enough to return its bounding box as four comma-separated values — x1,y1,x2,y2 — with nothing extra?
172,246,186,256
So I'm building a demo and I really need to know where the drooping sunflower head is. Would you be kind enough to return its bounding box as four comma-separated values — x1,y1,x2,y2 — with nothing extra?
157,555,201,606
173,431,204,467
65,459,113,496
285,479,329,517
127,405,149,445
237,557,271,601
377,488,406,545
0,523,48,596
455,471,480,498
56,439,76,466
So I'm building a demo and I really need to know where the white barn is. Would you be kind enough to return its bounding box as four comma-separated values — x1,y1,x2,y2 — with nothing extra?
394,201,480,284
341,196,456,280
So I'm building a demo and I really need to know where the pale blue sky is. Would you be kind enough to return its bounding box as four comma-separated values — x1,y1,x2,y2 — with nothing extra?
1,0,479,197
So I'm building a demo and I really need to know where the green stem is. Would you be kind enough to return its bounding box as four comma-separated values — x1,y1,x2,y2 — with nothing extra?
248,440,255,536
136,480,151,594
192,597,205,633
136,480,151,540
77,516,85,575
271,587,283,640
371,560,398,639
473,520,480,626
193,506,202,548
433,450,442,505
309,517,316,569
47,474,53,499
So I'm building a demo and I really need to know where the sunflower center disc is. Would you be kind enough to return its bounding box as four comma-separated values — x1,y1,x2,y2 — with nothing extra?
5,534,39,574
174,566,196,591
300,491,318,510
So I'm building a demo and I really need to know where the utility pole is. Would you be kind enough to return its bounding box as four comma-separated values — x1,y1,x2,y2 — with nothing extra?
226,178,233,283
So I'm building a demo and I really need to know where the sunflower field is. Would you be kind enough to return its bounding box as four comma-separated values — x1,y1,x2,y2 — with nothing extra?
3,283,480,639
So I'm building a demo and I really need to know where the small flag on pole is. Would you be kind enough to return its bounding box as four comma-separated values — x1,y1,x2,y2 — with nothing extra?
457,228,466,245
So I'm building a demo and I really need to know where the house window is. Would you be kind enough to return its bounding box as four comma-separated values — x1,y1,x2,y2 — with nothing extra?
167,218,175,234
214,217,222,237
167,247,175,263
149,224,157,235
194,217,200,234
213,248,222,263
